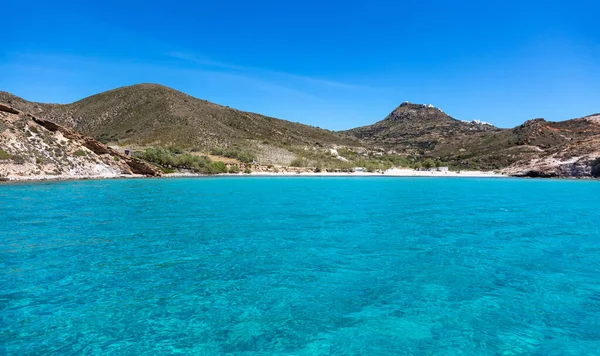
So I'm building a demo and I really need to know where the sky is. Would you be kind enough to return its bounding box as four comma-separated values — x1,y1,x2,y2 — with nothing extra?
2,0,599,130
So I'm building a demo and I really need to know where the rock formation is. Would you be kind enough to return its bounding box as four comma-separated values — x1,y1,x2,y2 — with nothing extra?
0,104,162,180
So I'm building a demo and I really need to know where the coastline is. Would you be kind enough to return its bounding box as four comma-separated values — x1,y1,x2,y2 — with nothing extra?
3,169,599,183
0,169,503,183
0,173,148,183
248,169,502,178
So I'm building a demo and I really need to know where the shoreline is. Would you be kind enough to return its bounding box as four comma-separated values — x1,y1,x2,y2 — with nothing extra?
249,169,502,178
1,171,598,183
0,169,505,183
0,173,148,183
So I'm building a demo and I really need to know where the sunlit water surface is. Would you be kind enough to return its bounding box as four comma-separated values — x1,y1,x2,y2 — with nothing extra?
1,177,599,355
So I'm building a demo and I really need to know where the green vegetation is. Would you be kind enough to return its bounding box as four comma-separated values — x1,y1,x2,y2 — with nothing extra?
211,161,227,173
287,147,421,173
0,149,10,160
423,158,435,169
228,164,240,173
210,147,256,163
290,157,310,167
168,146,184,154
74,149,88,157
135,147,228,174
244,168,252,174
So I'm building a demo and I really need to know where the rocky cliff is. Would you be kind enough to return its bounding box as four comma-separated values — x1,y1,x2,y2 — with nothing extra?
0,104,162,181
502,114,600,177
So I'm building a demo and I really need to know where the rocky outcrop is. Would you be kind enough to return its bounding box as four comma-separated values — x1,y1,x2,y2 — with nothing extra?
0,104,162,180
504,155,598,178
0,103,19,114
502,115,600,178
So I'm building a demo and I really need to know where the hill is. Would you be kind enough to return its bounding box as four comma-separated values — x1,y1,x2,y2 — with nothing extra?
0,84,361,166
0,104,162,180
503,115,600,177
343,102,600,176
2,86,598,177
345,102,499,148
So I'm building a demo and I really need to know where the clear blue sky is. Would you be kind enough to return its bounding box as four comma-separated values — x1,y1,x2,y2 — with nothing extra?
2,0,599,129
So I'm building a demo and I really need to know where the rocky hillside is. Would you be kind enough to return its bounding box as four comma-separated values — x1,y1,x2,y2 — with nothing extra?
344,102,600,176
0,104,162,180
503,114,600,177
0,84,360,152
344,102,499,151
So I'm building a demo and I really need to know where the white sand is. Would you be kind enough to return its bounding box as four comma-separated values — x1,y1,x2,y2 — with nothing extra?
247,169,502,178
1,169,502,182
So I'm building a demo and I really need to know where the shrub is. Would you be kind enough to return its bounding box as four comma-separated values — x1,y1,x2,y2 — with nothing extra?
168,146,184,154
228,164,240,173
0,149,10,160
11,155,26,164
210,147,256,163
244,168,252,174
423,159,435,169
364,162,384,173
290,157,309,167
74,149,88,157
137,147,232,174
209,161,228,174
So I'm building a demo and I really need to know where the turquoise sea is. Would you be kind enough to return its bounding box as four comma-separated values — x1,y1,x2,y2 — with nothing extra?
1,177,599,355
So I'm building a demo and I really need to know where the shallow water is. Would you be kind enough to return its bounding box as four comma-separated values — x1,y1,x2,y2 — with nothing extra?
1,177,599,355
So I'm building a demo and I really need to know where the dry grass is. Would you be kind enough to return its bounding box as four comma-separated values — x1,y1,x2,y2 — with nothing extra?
1,84,362,151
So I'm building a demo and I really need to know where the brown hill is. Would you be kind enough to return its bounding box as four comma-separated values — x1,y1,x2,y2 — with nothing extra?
344,102,600,175
344,102,499,151
0,84,360,152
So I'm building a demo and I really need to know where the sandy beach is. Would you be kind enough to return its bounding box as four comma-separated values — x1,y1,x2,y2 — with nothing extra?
171,168,502,178
3,170,501,182
247,169,502,178
0,168,503,182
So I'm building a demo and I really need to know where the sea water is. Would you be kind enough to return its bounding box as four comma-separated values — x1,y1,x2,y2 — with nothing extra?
1,177,599,355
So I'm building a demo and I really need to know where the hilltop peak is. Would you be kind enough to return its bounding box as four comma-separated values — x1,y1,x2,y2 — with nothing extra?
397,102,438,110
